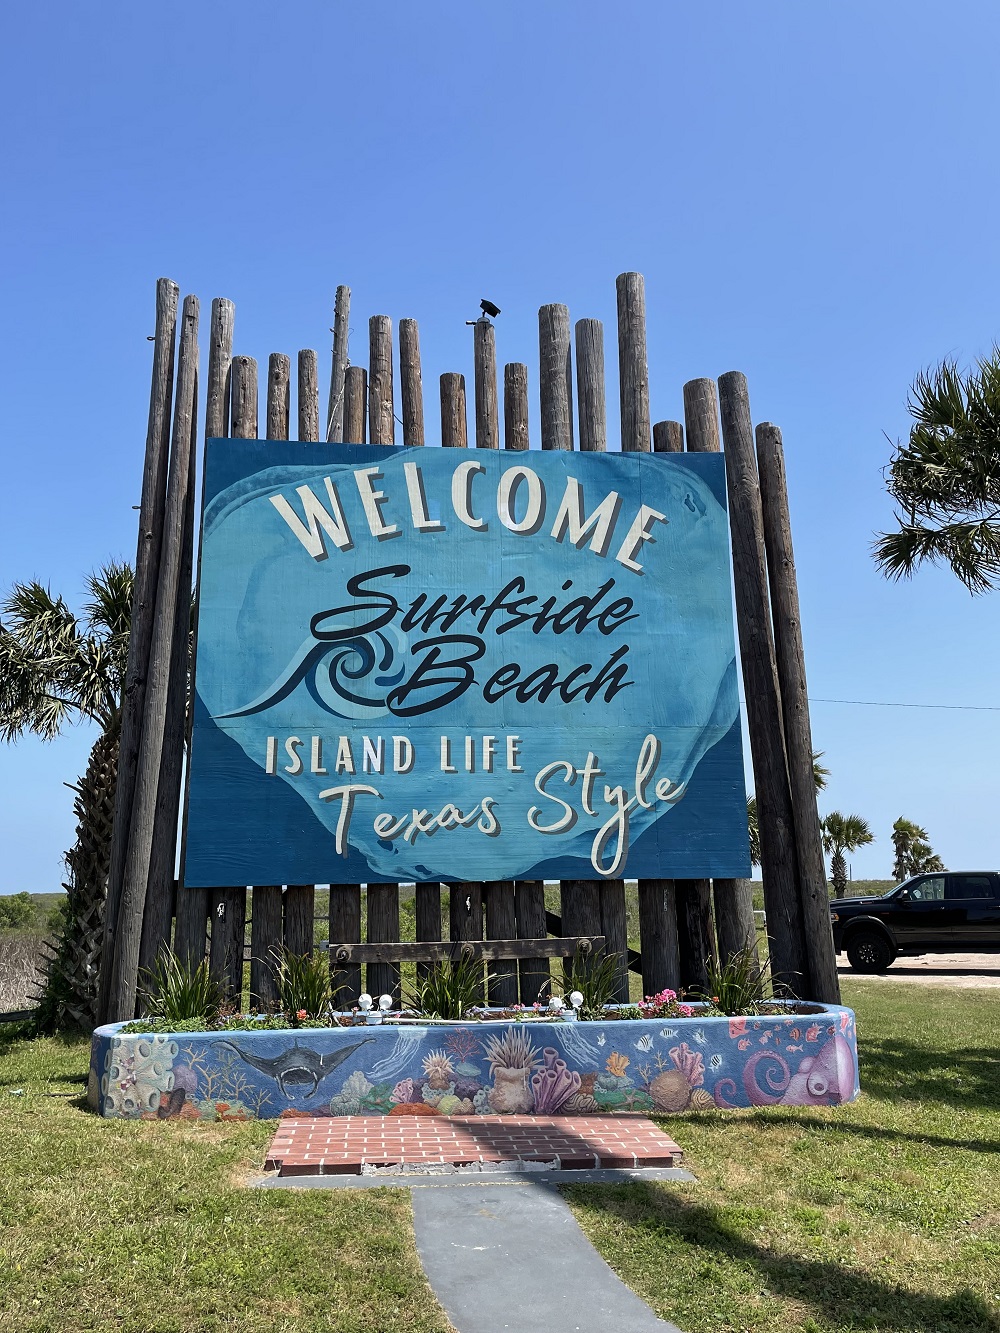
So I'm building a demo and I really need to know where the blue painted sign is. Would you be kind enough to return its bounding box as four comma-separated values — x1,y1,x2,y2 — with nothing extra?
184,441,750,886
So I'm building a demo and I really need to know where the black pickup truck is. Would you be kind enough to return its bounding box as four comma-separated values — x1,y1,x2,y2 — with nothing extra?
830,871,1000,972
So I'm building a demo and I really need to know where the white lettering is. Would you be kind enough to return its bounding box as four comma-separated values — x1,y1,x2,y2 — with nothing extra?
269,479,353,560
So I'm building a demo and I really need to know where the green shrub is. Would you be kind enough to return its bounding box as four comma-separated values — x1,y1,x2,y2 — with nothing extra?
0,892,35,930
401,954,505,1019
272,947,345,1019
140,950,224,1024
701,944,773,1015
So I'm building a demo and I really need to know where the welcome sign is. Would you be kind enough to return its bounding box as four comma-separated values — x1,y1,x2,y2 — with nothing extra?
184,441,751,886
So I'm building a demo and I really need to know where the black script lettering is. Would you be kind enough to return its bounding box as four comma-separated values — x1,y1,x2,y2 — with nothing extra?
386,635,486,716
311,565,409,640
482,645,634,704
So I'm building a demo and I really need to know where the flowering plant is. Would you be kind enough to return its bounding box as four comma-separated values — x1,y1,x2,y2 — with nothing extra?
638,989,698,1019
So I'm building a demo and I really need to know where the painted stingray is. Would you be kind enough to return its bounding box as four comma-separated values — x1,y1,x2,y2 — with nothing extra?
213,1037,374,1098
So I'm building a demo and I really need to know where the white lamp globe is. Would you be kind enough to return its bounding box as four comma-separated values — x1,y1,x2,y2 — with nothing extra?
357,993,373,1011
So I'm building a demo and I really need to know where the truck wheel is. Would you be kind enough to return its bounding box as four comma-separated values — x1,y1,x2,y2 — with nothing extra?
846,929,895,974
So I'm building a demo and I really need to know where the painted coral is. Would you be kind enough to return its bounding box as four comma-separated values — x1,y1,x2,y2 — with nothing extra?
421,1049,455,1089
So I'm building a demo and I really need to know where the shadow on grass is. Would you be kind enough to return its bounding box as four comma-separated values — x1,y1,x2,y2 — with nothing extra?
858,1033,1000,1111
564,1183,1000,1333
742,1110,1000,1157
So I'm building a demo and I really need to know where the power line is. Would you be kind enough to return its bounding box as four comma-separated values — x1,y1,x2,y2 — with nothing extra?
810,697,1000,712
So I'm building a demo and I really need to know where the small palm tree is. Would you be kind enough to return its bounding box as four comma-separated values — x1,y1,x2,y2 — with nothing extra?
820,812,875,897
0,564,132,1029
891,817,945,880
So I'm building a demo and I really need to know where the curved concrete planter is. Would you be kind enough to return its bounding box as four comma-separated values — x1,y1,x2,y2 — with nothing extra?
88,1004,859,1121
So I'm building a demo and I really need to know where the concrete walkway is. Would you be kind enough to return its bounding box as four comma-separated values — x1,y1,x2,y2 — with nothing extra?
411,1176,685,1333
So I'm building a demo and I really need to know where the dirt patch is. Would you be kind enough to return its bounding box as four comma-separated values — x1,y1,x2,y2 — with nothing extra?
838,952,1000,988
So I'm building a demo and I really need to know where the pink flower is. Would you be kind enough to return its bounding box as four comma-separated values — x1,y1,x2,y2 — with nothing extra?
296,1009,308,1020
677,1004,694,1017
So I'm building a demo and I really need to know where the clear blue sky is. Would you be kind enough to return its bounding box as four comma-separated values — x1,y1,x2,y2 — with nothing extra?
3,1,999,891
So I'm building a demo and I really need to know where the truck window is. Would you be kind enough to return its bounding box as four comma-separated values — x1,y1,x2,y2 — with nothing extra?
946,875,995,900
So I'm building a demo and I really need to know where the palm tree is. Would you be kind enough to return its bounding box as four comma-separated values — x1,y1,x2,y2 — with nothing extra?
820,812,875,897
891,817,945,881
874,353,1000,592
0,564,132,1029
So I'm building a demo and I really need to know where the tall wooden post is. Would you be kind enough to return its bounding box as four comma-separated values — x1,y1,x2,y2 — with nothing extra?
344,366,367,444
440,372,468,448
503,364,530,453
474,318,500,450
297,350,320,443
174,296,233,970
538,304,573,451
368,315,395,446
100,278,178,1021
107,296,200,1020
719,372,808,995
326,284,350,442
575,319,607,452
266,354,290,439
399,318,425,446
757,423,840,1002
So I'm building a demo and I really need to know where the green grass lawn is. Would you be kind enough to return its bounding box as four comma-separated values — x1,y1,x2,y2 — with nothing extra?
0,1026,451,1333
564,981,1000,1333
2,983,997,1333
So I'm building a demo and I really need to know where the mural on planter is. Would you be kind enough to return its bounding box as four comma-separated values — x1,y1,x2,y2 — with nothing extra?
89,1008,859,1121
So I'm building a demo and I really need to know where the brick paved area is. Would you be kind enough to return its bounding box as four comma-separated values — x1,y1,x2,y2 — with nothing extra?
264,1115,682,1176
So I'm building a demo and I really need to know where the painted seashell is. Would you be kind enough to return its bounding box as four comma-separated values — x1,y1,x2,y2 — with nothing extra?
689,1088,716,1110
649,1069,692,1112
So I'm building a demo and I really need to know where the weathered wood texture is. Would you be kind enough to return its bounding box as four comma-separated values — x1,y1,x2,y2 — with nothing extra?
653,420,684,453
414,883,442,981
756,422,840,1003
399,318,425,446
107,296,200,1021
250,885,282,1009
575,319,607,452
514,881,548,1002
719,371,807,994
713,879,759,965
484,882,518,1005
474,318,500,449
100,278,178,1021
283,886,315,957
637,880,681,995
266,353,290,440
450,883,484,1002
209,885,246,1002
440,372,468,448
205,297,234,438
680,376,757,974
538,304,573,450
344,365,367,443
297,350,320,442
616,272,651,454
138,358,198,978
329,937,603,965
231,355,258,438
368,315,395,446
329,885,362,1002
675,879,715,993
366,884,400,998
326,284,350,441
599,882,630,1003
559,880,602,975
503,364,530,451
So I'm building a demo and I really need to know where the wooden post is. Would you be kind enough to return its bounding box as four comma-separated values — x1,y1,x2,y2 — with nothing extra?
484,882,518,1006
100,278,178,1021
367,884,401,999
719,372,808,995
344,366,367,443
503,364,529,451
414,884,441,982
449,883,484,1006
575,320,607,452
638,880,681,995
106,296,200,1020
637,415,688,1002
616,272,651,455
653,420,683,453
209,886,246,1002
440,373,468,448
399,318,425,446
297,350,319,443
137,372,197,980
231,355,258,440
283,888,314,958
757,422,841,1003
329,885,361,1004
368,315,395,446
174,297,233,970
514,882,547,1003
266,354,290,440
326,284,350,442
250,886,282,1010
538,304,573,450
474,319,500,449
